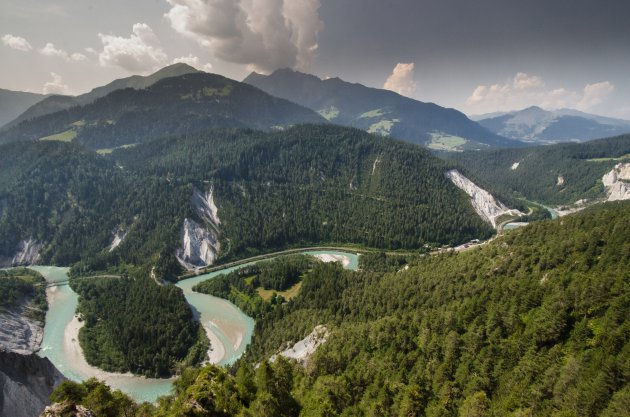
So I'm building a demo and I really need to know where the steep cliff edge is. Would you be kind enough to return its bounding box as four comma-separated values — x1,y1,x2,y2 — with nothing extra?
603,162,630,201
0,350,66,417
446,170,523,228
176,187,222,271
0,238,42,268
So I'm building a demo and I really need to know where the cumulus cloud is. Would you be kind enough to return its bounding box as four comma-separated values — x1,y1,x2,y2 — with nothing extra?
98,23,168,73
577,81,615,110
466,72,615,113
172,54,213,72
164,0,322,73
383,63,417,97
1,34,33,51
39,42,87,61
42,72,70,94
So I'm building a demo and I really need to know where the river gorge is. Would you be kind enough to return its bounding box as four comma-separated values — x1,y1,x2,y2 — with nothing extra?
30,250,359,403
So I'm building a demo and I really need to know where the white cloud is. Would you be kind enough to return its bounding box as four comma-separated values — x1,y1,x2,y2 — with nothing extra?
1,34,32,51
98,23,168,73
164,0,322,73
466,72,615,113
39,42,88,62
383,63,417,97
172,54,213,72
577,81,615,110
40,42,68,58
42,72,70,95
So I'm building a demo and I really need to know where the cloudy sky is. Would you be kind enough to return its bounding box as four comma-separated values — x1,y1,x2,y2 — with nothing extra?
2,0,629,118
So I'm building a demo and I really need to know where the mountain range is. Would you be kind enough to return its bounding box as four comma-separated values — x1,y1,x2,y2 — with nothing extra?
0,63,199,130
244,68,522,150
0,89,47,128
473,106,630,143
0,71,325,150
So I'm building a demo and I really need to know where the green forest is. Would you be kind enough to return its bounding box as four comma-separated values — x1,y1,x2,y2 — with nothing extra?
0,125,492,282
449,134,630,206
51,201,630,416
70,269,208,377
0,267,47,322
193,254,316,317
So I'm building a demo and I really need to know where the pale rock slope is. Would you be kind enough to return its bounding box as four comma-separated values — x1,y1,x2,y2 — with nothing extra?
176,187,222,270
446,170,523,228
107,226,128,252
602,162,630,201
0,237,43,267
270,325,329,366
0,350,66,417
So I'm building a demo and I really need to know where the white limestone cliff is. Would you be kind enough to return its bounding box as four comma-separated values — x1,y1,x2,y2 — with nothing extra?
176,218,220,270
602,162,630,201
107,227,127,252
270,325,329,366
192,186,221,227
446,170,523,228
10,238,42,266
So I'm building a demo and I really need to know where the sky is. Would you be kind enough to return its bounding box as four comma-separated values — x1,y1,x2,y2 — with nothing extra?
2,0,629,118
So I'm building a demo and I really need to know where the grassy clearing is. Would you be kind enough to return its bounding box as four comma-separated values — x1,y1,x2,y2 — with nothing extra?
257,281,302,301
40,129,77,142
318,106,340,120
427,133,468,151
359,108,387,119
586,153,630,162
368,119,399,135
96,144,138,155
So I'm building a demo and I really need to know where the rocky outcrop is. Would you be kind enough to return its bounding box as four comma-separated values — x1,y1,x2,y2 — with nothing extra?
176,218,220,270
0,350,66,417
177,187,222,271
192,187,221,227
0,303,43,355
107,226,127,252
40,402,95,417
446,170,523,228
602,162,630,201
0,238,42,267
270,325,329,366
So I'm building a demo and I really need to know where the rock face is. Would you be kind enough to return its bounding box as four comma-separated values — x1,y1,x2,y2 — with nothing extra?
107,226,127,252
0,350,66,417
446,170,523,228
0,238,42,267
192,187,221,227
176,187,222,271
40,402,95,417
270,325,329,366
0,303,43,355
176,218,220,270
603,162,630,201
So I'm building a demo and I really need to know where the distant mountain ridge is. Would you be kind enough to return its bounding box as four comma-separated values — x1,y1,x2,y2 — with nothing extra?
3,63,200,130
0,71,327,149
244,68,523,150
0,89,47,128
475,106,630,143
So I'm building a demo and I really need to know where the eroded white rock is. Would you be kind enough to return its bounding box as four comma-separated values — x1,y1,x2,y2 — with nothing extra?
176,218,220,270
446,170,523,228
270,325,329,366
603,162,630,201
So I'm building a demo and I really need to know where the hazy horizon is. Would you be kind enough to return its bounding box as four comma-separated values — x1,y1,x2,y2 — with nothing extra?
2,0,629,119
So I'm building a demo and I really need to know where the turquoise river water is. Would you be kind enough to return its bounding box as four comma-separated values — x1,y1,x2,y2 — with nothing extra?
31,250,359,403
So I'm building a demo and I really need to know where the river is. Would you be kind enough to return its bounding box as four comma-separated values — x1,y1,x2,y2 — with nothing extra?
32,250,359,403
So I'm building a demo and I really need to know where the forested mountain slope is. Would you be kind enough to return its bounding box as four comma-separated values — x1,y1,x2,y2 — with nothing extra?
244,69,523,150
49,201,630,416
0,125,492,279
0,72,326,149
450,134,630,206
1,63,200,130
